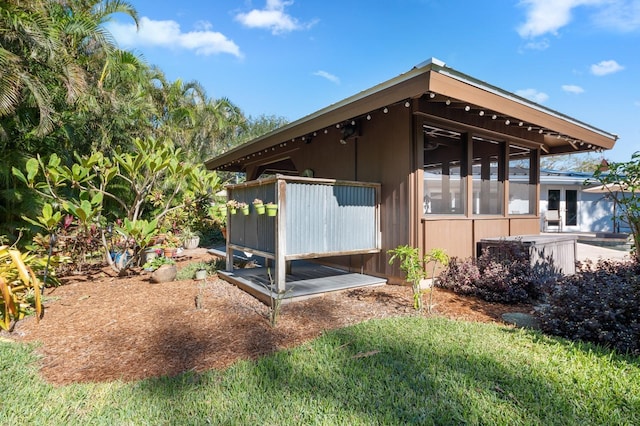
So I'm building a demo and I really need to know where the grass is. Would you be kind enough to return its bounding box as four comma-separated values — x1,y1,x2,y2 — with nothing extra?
1,316,639,425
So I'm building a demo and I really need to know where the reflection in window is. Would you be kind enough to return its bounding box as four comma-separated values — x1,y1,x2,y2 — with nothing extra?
472,136,503,215
423,126,466,215
508,145,535,215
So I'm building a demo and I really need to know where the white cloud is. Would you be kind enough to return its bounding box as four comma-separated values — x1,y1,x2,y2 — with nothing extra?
107,17,242,57
593,0,640,31
516,0,640,38
590,59,624,75
517,0,591,38
522,39,550,50
313,70,340,84
235,0,316,34
516,88,550,103
562,84,585,93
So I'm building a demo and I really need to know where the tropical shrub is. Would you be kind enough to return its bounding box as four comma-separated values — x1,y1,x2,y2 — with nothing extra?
438,240,559,304
593,151,640,262
538,259,640,355
0,246,47,331
388,245,449,312
13,138,222,273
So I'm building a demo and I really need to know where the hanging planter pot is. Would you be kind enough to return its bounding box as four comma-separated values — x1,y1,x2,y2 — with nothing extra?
266,203,278,217
240,203,250,215
227,200,239,215
253,199,265,214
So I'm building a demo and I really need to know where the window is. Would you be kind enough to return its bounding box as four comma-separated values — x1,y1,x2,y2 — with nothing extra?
508,145,535,215
423,123,537,217
423,126,466,215
472,136,503,215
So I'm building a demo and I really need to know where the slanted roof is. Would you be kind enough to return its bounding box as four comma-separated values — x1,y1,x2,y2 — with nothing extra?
206,58,617,172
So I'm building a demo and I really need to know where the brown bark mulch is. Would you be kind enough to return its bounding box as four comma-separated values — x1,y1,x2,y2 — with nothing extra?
4,249,531,386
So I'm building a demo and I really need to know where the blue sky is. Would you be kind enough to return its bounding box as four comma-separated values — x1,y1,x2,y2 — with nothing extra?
107,0,640,162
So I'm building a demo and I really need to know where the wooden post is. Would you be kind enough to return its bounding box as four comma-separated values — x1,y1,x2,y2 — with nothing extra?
275,178,287,293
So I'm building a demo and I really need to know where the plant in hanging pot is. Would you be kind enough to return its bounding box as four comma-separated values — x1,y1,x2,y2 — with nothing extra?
226,199,239,215
253,198,265,215
238,201,250,216
265,202,278,217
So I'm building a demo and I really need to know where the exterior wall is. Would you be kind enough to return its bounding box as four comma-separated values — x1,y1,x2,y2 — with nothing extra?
539,183,624,232
420,217,540,270
284,104,414,280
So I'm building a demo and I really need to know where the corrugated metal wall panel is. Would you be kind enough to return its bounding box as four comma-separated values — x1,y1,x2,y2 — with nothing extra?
228,183,277,253
286,182,378,255
227,177,379,258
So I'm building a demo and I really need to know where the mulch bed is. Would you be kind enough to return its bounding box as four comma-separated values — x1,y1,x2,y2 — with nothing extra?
4,249,532,386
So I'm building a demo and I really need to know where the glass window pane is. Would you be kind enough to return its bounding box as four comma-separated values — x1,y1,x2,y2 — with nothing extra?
423,126,466,215
472,137,503,215
508,145,535,215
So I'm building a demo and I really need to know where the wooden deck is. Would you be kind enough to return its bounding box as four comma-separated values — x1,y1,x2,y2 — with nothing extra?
210,248,387,305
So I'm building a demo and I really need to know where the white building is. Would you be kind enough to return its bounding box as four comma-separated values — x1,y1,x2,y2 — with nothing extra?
539,169,627,233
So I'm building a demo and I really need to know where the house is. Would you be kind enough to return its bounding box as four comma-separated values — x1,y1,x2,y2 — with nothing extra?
540,169,630,233
205,58,617,291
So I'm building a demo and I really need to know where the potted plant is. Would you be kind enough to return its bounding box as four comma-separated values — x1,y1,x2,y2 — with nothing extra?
141,246,162,265
253,198,265,215
163,232,180,258
226,199,239,214
238,201,250,216
217,204,227,217
181,228,200,250
265,202,278,217
144,256,177,283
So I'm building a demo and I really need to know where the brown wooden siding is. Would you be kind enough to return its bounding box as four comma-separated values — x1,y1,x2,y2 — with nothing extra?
295,104,414,280
509,217,541,235
417,216,541,280
422,218,474,258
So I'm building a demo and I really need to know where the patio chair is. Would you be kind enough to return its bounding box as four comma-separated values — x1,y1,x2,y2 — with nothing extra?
544,210,563,232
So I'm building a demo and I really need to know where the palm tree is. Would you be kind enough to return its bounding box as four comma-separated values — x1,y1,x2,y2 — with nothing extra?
0,0,61,136
0,0,141,238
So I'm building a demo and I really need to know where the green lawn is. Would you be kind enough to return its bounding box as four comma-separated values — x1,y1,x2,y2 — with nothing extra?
2,316,638,425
